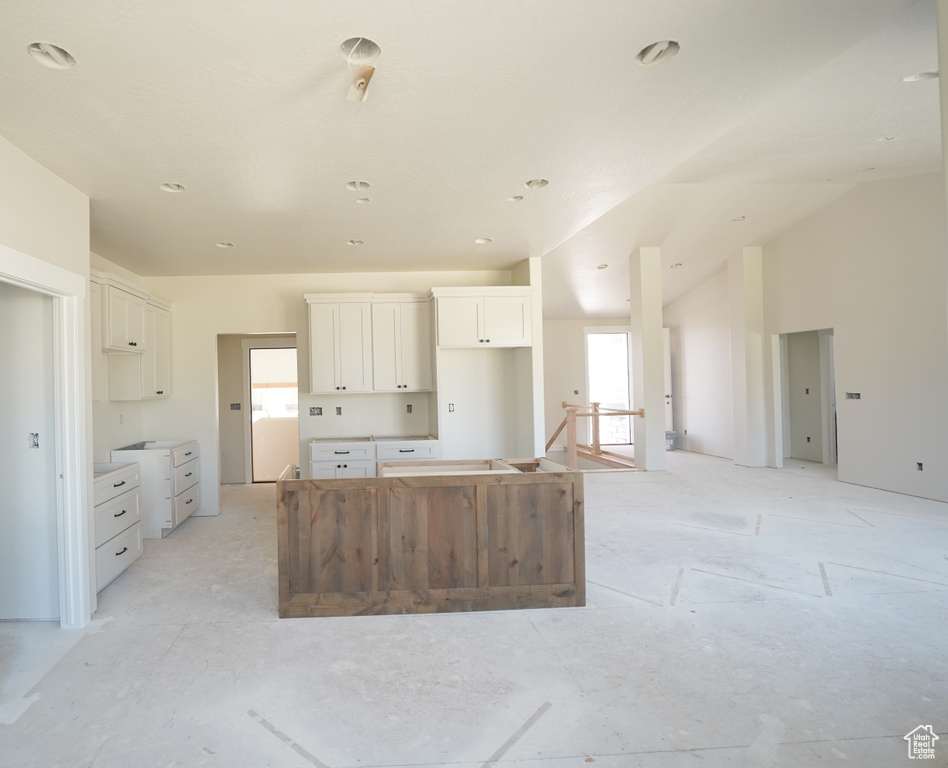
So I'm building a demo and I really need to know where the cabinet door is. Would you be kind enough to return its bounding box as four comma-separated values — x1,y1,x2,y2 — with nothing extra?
483,295,531,347
340,460,375,478
338,303,373,392
436,297,483,346
105,286,146,351
309,304,340,393
371,302,400,392
399,301,432,390
140,304,158,396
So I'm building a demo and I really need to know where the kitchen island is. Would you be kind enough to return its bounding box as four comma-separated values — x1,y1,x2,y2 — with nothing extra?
276,458,584,617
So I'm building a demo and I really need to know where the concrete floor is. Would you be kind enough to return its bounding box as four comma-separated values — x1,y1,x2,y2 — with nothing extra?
2,450,947,767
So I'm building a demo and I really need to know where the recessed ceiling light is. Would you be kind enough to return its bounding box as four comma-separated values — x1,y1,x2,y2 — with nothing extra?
523,179,549,189
474,237,493,245
902,71,938,82
732,216,746,222
216,242,234,248
636,40,680,67
346,180,370,191
597,264,608,270
347,239,364,246
28,42,76,70
509,195,524,202
878,136,896,142
857,167,876,172
159,183,186,193
671,262,683,269
339,37,381,64
354,197,370,204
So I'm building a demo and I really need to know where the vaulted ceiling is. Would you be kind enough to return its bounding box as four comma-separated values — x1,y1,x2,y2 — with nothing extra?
0,1,941,317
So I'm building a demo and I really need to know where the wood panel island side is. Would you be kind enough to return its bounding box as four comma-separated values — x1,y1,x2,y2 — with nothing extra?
276,458,585,617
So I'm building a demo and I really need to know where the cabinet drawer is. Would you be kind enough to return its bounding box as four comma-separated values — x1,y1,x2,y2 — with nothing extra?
94,487,141,547
95,523,142,592
93,463,141,506
174,483,201,526
309,441,377,462
172,441,199,467
375,440,440,461
174,458,200,493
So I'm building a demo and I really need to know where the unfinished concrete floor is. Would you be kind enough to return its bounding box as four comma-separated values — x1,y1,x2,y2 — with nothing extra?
2,451,947,767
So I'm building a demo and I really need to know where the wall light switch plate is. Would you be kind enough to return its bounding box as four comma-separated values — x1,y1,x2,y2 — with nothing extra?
336,407,342,416
230,403,241,410
310,406,323,416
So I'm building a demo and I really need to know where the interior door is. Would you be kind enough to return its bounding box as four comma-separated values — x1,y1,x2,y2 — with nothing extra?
0,281,59,619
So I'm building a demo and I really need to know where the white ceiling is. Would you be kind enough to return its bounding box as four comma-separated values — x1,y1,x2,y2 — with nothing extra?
0,0,942,317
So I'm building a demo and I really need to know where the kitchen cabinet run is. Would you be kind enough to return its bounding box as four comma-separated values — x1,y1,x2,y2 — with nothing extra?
93,462,143,592
309,438,377,478
431,287,533,347
108,300,171,400
371,298,432,392
306,296,373,394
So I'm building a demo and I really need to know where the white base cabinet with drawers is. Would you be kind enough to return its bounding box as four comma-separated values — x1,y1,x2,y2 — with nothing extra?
310,438,377,478
110,440,201,538
93,462,143,592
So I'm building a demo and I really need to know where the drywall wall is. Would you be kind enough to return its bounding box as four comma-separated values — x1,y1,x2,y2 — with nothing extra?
0,136,88,278
764,173,948,501
141,270,512,515
662,267,734,459
542,318,631,449
0,282,58,619
786,330,824,462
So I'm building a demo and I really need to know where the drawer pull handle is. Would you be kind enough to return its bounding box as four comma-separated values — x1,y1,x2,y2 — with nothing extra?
186,499,193,504
113,480,126,488
334,450,350,455
115,547,128,556
114,509,127,518
399,449,415,453
184,451,192,456
185,472,193,477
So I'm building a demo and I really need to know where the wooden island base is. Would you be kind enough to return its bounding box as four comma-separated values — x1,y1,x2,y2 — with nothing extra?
276,459,585,618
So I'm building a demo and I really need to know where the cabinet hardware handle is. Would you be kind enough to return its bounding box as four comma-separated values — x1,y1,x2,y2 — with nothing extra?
333,450,350,455
114,510,127,518
399,449,415,453
185,472,192,477
186,499,193,504
115,547,128,556
343,464,348,468
342,386,347,390
336,464,341,468
336,386,341,390
486,339,490,343
113,480,126,488
184,451,192,456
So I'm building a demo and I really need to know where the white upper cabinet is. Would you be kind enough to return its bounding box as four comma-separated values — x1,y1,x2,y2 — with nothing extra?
432,288,533,347
108,300,172,400
306,297,373,394
372,299,432,392
104,285,147,352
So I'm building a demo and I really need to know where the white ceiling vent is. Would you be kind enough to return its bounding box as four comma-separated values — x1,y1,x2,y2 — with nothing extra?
636,40,680,67
28,42,76,70
346,181,370,191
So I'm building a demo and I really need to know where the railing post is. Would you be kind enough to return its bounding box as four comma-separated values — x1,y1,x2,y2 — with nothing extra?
591,402,601,455
565,406,578,469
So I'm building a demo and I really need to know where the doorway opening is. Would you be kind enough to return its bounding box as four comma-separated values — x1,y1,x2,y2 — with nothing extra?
249,346,298,482
584,329,632,446
779,328,837,466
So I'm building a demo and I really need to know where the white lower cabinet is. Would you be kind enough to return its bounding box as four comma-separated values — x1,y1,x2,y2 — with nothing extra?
93,462,143,592
309,439,377,478
110,440,201,538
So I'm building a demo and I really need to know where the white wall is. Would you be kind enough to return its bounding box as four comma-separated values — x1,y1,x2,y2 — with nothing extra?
662,267,734,459
142,270,512,515
764,173,948,501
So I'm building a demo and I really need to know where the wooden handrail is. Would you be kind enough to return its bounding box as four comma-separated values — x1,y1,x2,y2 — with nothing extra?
550,401,645,468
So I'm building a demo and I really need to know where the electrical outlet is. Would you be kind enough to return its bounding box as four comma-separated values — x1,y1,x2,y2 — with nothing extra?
407,404,412,414
683,429,687,435
336,406,342,416
29,433,39,449
917,462,924,471
448,403,455,412
805,388,810,394
806,436,811,443
230,403,241,410
573,389,579,395
309,406,323,416
845,392,861,400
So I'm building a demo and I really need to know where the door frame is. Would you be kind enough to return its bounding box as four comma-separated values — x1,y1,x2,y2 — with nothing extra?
0,244,91,628
241,336,297,483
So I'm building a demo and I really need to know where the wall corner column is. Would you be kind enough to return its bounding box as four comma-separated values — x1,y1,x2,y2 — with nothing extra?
629,247,666,471
729,246,768,467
